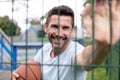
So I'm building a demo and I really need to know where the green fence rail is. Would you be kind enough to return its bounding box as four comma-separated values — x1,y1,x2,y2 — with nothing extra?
0,0,120,80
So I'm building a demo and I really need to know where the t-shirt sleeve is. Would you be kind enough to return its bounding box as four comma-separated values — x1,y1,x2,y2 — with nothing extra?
34,49,42,63
34,43,51,63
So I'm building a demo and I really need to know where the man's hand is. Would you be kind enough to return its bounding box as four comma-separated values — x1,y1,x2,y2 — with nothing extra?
11,70,19,80
82,0,120,46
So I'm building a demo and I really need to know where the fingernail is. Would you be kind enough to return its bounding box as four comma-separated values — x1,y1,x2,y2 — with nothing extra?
16,74,19,77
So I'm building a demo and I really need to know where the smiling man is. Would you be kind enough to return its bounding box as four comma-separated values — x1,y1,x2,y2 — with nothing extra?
12,0,120,80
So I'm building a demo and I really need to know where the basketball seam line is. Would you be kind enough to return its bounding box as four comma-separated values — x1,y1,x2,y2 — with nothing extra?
28,65,38,80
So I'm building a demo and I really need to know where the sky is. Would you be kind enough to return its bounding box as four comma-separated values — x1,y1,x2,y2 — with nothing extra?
0,0,85,32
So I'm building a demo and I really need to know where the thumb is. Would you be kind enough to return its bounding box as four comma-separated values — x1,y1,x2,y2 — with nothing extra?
82,3,92,18
11,70,19,80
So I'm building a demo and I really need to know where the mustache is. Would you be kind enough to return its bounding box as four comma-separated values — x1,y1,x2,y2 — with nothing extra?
50,35,67,40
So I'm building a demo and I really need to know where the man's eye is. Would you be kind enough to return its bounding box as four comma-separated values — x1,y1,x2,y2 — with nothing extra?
51,25,58,29
63,26,69,30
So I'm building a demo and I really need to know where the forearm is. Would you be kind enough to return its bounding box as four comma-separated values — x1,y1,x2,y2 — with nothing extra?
81,40,110,71
90,41,110,65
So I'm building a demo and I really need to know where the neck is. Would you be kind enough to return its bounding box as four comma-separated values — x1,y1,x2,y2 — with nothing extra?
50,48,61,58
50,40,71,58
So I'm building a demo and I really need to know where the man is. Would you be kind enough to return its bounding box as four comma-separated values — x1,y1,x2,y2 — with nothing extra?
12,0,120,80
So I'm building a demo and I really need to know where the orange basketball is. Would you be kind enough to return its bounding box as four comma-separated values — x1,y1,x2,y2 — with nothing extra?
16,60,42,80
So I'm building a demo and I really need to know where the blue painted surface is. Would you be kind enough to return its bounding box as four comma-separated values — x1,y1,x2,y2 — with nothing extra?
0,41,49,70
13,41,49,46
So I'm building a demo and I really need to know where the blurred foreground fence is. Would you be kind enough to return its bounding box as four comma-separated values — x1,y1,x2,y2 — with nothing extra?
0,0,120,80
105,40,120,80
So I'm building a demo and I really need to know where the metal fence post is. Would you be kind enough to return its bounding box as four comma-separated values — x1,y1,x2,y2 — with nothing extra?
11,45,17,70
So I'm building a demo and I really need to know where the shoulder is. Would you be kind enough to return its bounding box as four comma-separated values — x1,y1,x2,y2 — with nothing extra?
37,43,52,54
70,41,84,50
34,43,52,62
64,41,84,56
35,43,52,55
43,43,52,50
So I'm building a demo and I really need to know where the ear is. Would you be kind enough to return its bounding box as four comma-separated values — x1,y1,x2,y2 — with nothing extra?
44,23,48,33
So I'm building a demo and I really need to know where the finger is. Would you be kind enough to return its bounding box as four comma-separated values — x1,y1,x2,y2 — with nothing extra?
112,0,120,10
82,3,92,35
82,3,91,17
12,70,19,79
13,71,19,77
12,76,17,80
95,0,108,6
117,0,120,4
112,0,120,6
94,0,109,17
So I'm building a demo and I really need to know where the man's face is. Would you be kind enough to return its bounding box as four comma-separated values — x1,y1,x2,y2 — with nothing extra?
44,15,74,51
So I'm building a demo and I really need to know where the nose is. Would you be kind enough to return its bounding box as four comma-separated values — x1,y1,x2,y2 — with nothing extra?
55,27,63,37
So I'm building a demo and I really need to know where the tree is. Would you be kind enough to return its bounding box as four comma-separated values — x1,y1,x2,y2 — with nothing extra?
30,12,48,26
30,19,40,25
29,13,48,38
0,15,21,36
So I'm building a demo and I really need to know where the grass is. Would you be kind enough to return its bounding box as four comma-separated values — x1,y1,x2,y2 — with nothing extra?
87,67,109,80
85,39,109,80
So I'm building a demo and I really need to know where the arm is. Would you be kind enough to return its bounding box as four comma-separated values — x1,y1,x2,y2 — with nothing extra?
76,0,120,71
76,41,110,71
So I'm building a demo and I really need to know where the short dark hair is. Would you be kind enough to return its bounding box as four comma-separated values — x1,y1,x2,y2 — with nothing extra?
46,5,74,27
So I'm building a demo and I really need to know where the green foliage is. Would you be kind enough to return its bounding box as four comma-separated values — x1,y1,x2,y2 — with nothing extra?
84,38,92,46
30,12,48,26
0,15,21,36
30,19,40,25
84,0,93,6
37,36,48,42
87,67,109,80
85,39,120,80
37,30,45,38
105,40,120,80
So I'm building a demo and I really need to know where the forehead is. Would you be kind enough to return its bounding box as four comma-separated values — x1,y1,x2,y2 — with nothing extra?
49,15,72,26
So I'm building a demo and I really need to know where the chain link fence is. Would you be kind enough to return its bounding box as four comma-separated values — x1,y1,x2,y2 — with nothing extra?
0,0,120,80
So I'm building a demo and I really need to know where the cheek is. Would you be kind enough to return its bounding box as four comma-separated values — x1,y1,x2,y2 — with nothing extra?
47,28,55,34
64,31,72,37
